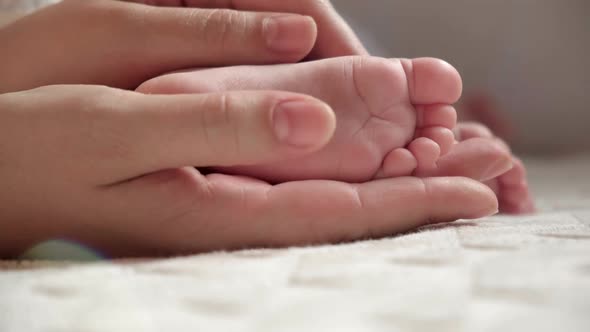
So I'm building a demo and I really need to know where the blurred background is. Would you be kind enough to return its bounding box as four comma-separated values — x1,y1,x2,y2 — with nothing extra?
333,0,589,154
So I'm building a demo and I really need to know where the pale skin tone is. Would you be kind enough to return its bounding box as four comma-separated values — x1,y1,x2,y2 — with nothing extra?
139,56,465,183
0,0,524,258
139,56,514,183
141,58,534,213
135,0,534,213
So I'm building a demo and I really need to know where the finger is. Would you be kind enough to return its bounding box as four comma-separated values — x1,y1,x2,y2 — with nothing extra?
88,167,269,256
0,1,319,91
126,0,369,58
78,167,210,256
120,1,318,63
120,0,186,6
127,174,498,252
429,138,513,182
454,122,494,141
455,122,513,155
93,89,336,183
100,171,498,254
409,137,440,175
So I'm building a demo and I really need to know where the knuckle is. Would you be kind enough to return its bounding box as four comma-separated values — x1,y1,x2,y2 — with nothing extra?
200,9,246,50
202,93,242,158
418,178,436,217
95,95,138,157
81,0,153,40
74,0,127,23
54,0,142,53
67,87,135,163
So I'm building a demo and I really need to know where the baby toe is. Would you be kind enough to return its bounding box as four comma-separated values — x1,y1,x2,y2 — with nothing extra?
415,127,455,156
408,137,441,176
399,58,463,105
416,104,457,130
375,148,418,179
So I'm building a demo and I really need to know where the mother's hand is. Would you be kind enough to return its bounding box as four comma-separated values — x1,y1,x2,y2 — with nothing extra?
123,0,369,59
0,85,496,257
0,0,318,92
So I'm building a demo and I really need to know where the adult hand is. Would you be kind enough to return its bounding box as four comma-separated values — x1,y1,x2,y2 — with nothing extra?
0,85,496,257
123,0,369,59
0,0,318,92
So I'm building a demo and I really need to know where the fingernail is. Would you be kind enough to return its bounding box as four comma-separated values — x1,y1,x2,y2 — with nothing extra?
494,138,512,153
483,157,513,181
263,15,315,53
471,198,499,219
273,100,334,148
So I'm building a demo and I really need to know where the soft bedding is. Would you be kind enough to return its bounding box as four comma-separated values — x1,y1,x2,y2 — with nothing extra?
1,155,589,331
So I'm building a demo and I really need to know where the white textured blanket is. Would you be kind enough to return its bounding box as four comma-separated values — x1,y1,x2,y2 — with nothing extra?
1,155,589,332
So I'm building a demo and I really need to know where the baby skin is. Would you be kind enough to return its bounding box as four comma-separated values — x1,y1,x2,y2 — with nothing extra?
138,56,533,213
139,56,461,183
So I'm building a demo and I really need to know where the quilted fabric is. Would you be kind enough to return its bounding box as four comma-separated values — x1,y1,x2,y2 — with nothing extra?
1,156,589,332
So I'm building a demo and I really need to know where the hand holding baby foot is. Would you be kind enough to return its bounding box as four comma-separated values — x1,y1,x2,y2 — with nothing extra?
0,85,497,258
147,0,533,213
0,85,333,256
139,56,462,183
0,0,522,259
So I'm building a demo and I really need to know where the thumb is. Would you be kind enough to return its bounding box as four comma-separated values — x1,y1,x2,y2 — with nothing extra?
114,90,336,179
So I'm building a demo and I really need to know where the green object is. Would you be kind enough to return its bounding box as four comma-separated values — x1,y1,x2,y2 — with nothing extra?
19,239,104,261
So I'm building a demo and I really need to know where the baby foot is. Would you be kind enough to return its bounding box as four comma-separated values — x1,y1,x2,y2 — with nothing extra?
138,56,462,183
455,122,535,214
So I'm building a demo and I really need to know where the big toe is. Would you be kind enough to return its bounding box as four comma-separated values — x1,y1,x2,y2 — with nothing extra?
400,58,463,105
